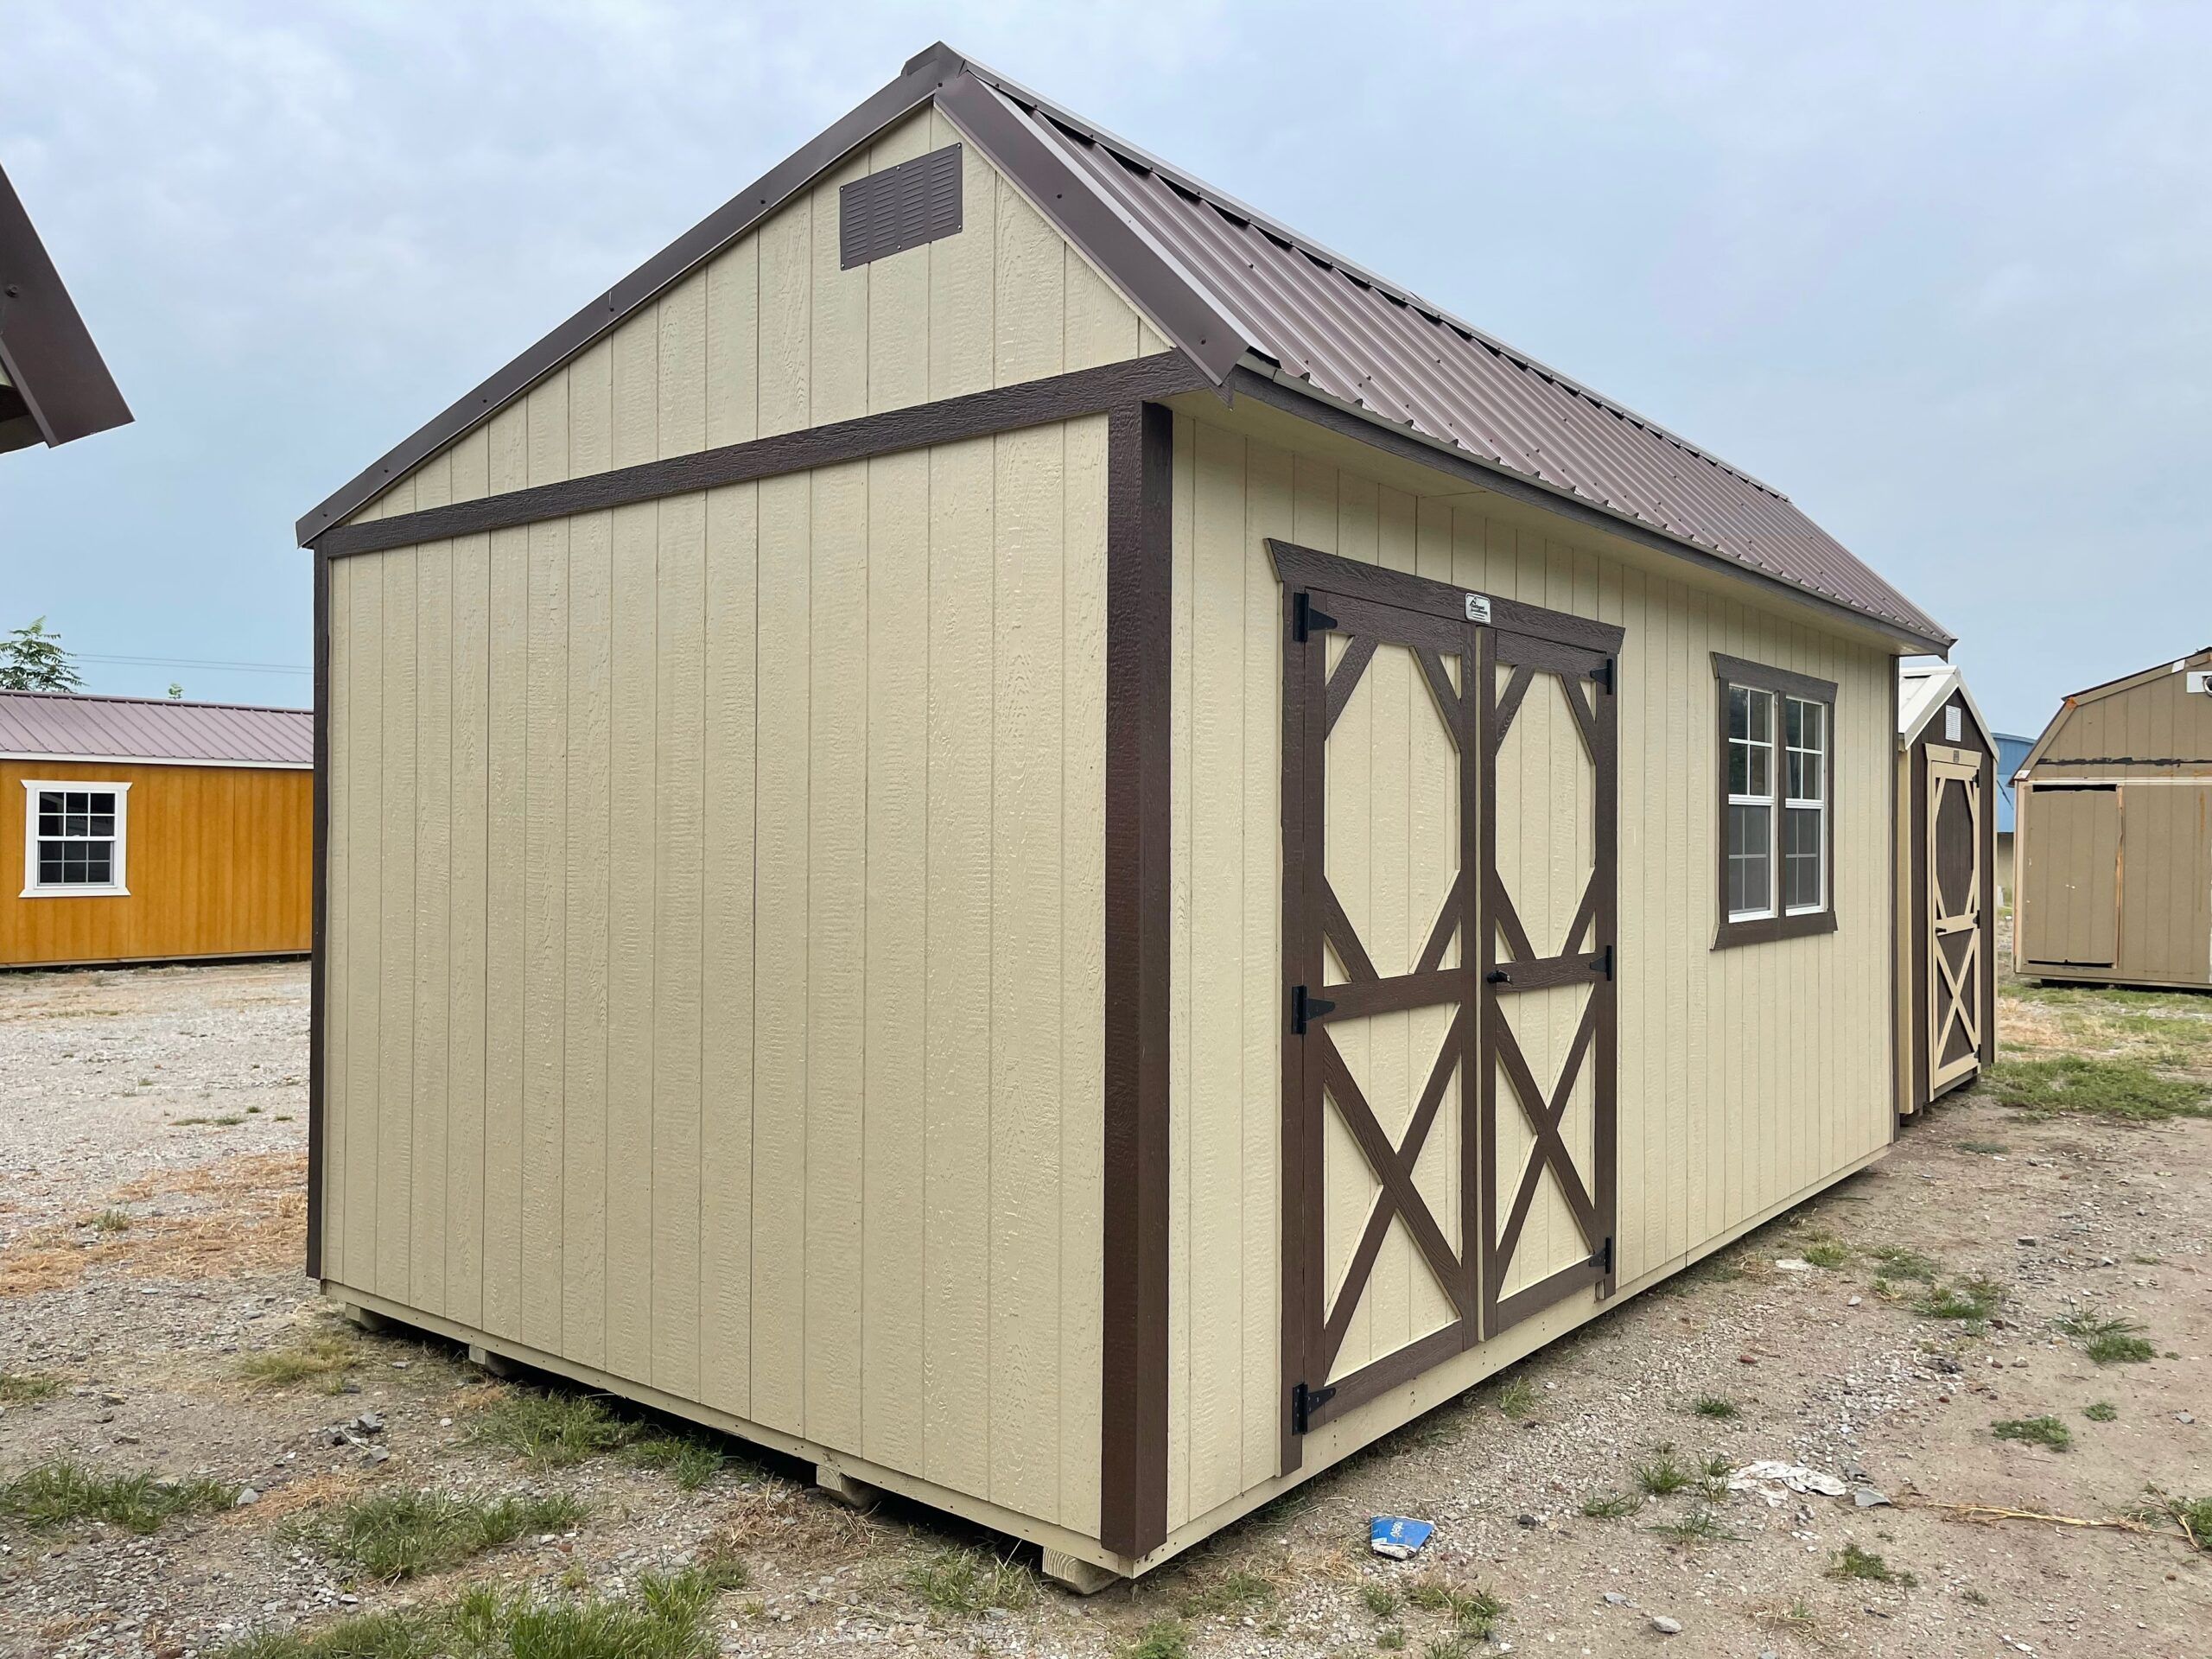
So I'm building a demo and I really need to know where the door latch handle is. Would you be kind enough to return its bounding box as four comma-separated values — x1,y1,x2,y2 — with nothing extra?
1484,968,1511,985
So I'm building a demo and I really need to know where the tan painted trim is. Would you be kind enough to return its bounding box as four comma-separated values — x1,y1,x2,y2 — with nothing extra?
1129,1141,1891,1574
321,1280,1135,1575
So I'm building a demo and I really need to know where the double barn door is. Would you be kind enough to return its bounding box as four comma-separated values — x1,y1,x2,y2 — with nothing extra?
1274,543,1619,1459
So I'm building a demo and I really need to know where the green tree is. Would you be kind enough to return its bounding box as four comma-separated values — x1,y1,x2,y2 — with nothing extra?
0,618,83,692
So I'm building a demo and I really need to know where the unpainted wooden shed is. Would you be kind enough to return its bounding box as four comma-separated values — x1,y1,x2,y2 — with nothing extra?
2015,646,2212,991
298,44,1955,1584
1894,664,1996,1116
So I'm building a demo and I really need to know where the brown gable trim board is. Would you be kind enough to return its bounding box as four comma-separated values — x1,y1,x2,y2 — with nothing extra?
0,163,132,450
310,353,1210,557
1098,399,1174,1561
1230,371,1947,655
1711,652,1840,951
1888,663,1903,1123
930,73,1246,385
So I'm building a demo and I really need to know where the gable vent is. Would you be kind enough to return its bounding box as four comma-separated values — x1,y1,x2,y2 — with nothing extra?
840,143,963,270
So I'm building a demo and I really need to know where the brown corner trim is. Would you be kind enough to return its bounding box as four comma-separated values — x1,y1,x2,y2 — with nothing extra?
932,74,1245,385
1230,368,1949,655
1888,661,1903,1124
296,44,972,541
1710,652,1841,952
305,548,330,1279
1267,538,1626,656
309,353,1208,556
1099,399,1173,1561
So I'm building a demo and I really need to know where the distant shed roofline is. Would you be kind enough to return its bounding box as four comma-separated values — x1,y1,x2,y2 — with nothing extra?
295,41,1952,654
1897,662,1993,751
0,690,312,769
2017,644,2212,777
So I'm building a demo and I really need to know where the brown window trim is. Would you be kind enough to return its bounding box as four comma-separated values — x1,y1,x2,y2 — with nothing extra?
1712,652,1839,950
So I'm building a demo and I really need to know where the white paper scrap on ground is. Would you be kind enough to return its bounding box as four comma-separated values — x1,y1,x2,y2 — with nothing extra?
1728,1461,1849,1504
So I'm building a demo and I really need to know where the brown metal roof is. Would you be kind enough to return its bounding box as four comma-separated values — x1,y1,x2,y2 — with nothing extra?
0,691,312,768
300,42,1951,652
950,67,1949,651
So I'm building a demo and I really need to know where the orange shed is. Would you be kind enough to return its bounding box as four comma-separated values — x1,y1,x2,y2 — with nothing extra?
0,691,312,968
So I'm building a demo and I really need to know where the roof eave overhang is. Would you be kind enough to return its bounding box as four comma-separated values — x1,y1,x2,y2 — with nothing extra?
1230,359,1955,657
0,166,132,450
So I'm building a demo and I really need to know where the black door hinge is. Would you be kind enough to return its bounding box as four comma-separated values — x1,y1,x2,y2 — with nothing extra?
1291,984,1337,1034
1591,1234,1614,1275
1591,657,1614,695
1588,944,1613,980
1293,593,1338,643
1291,1379,1337,1435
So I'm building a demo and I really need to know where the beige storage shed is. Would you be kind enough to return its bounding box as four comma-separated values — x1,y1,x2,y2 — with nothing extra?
1894,665,1996,1116
298,42,1955,1586
2015,646,2212,990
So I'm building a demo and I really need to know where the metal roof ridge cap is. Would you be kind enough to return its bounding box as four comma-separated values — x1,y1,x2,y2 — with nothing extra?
0,689,312,717
933,74,1257,382
295,49,962,544
953,58,1795,502
1237,358,1953,651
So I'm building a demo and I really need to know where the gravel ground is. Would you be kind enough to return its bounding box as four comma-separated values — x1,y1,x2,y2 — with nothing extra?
1,958,2208,1659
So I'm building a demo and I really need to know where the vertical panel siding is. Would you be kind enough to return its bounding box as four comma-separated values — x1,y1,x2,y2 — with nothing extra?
343,109,1155,526
324,416,1110,1537
1164,413,1896,1529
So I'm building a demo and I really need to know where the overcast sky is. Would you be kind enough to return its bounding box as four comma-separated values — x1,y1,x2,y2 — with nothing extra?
4,1,2205,732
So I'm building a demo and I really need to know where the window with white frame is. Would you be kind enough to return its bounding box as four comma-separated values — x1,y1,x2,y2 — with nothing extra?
1713,656,1836,947
21,781,130,897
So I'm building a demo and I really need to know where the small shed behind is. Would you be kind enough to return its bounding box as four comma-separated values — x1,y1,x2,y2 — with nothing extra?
2014,647,2212,990
0,691,312,968
1895,664,1997,1115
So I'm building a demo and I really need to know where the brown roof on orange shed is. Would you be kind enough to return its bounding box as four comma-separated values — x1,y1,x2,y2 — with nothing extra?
0,690,312,768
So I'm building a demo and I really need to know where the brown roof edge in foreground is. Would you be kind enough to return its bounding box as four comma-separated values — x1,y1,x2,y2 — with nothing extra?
0,163,132,452
299,41,1952,655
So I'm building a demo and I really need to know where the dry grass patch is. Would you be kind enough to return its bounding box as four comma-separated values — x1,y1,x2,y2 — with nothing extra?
0,1152,306,1296
238,1331,359,1393
703,1476,878,1563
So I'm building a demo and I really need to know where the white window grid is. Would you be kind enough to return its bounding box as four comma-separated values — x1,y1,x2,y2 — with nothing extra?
20,779,132,899
1726,686,1776,922
1783,696,1826,915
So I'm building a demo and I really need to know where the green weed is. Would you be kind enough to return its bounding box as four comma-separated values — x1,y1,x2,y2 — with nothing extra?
904,1548,1038,1618
1633,1452,1690,1497
1120,1618,1192,1659
1691,1395,1738,1421
1915,1276,2004,1323
237,1333,359,1393
1992,1415,2072,1452
465,1389,638,1465
1959,1141,2009,1155
623,1432,727,1491
1404,1576,1505,1637
1983,1054,2209,1121
0,1372,63,1404
1827,1543,1914,1586
1872,1246,1940,1283
2056,1311,2157,1364
1647,1505,1739,1544
85,1209,131,1233
1492,1377,1538,1421
216,1567,738,1659
1580,1490,1643,1519
1174,1567,1277,1619
2082,1402,2119,1422
0,1460,236,1535
1801,1240,1850,1269
302,1489,587,1581
1362,1585,1401,1617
